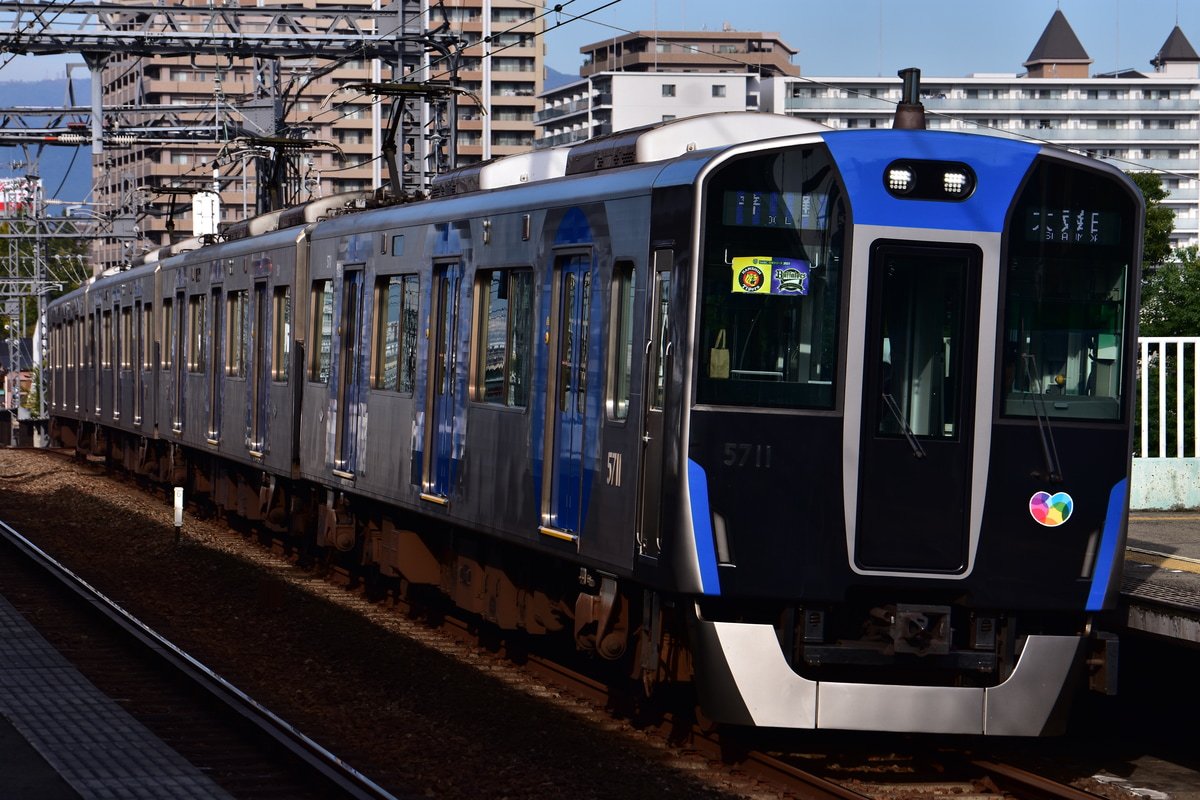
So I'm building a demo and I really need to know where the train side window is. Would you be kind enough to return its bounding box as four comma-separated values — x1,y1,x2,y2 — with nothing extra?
649,269,671,410
120,307,132,370
227,291,247,378
310,279,334,383
141,304,153,370
472,268,533,407
102,310,112,369
187,293,206,374
373,275,419,393
134,303,143,371
161,299,173,368
607,261,636,420
272,286,290,382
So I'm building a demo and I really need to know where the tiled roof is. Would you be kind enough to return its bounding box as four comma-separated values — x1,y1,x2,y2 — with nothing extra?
1153,25,1200,65
1024,9,1092,65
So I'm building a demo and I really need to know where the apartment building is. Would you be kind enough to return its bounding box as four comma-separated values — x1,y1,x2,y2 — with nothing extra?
767,10,1200,248
537,29,792,148
92,0,543,271
537,12,1200,248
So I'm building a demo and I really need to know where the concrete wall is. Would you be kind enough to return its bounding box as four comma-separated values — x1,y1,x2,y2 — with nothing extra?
1131,458,1200,510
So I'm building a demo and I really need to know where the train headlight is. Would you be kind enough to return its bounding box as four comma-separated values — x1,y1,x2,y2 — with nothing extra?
887,166,915,194
943,170,969,195
883,159,976,202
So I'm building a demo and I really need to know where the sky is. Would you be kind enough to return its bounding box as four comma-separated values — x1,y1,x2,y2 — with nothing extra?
538,0,1200,78
1,0,1198,83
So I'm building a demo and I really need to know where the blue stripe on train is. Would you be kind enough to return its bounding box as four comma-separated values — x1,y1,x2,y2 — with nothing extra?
688,459,722,595
1087,478,1128,611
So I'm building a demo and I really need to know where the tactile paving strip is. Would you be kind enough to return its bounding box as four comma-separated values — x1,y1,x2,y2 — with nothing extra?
0,592,235,800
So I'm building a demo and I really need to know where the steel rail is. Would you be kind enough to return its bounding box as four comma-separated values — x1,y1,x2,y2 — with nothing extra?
0,514,401,800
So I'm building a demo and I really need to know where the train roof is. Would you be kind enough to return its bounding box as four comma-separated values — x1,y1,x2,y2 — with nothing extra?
144,113,830,248
430,112,828,197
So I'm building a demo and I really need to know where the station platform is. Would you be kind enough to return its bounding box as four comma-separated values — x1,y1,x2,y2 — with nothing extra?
1122,511,1200,644
0,589,235,800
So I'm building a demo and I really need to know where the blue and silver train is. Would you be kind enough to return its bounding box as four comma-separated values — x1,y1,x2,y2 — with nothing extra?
46,109,1142,735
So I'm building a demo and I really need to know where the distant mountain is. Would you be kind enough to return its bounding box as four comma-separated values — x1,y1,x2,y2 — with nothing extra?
0,78,95,207
544,66,578,90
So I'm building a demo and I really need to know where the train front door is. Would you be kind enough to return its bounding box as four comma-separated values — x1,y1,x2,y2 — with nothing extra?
856,245,981,572
422,261,462,500
543,252,594,537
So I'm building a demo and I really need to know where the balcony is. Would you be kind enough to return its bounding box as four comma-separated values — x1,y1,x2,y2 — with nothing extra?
783,96,1200,113
534,96,596,122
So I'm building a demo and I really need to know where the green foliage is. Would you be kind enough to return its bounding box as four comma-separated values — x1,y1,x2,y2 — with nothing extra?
1127,171,1174,269
1141,245,1200,337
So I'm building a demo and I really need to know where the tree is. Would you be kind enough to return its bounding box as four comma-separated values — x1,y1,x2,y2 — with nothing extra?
1127,171,1174,270
1141,245,1200,338
1127,171,1192,457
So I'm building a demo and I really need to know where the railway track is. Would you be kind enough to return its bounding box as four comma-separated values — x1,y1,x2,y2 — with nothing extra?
0,448,1140,800
0,509,402,800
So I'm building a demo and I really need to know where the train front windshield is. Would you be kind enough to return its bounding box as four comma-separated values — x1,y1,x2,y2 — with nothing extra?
1001,159,1140,420
697,146,846,409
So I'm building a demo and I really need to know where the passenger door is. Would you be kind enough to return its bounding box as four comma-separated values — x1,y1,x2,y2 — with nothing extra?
334,268,365,477
543,252,595,537
250,282,270,454
636,251,672,558
208,288,222,443
422,260,462,501
856,245,981,572
171,290,185,434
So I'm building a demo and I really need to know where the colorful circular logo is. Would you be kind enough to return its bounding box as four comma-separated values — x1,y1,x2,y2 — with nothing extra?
1029,491,1073,527
737,265,765,292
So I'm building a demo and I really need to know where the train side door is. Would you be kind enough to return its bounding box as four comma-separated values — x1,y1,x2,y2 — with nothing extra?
334,268,365,477
208,287,223,443
249,282,270,454
856,245,981,572
171,290,185,433
543,252,594,536
422,260,461,500
636,250,672,558
91,307,101,416
133,299,143,425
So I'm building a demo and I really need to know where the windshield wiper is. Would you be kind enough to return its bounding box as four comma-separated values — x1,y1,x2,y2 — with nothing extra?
1021,354,1064,483
882,393,927,459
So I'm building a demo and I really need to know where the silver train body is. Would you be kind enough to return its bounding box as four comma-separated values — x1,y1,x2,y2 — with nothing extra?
47,112,1143,735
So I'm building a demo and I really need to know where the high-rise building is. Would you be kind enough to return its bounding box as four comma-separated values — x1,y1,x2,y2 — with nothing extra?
536,30,793,148
91,0,544,272
538,12,1200,249
764,10,1200,248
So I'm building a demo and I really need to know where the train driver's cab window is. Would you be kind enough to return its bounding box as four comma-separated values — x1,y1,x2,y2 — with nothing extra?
698,146,845,409
1000,160,1139,421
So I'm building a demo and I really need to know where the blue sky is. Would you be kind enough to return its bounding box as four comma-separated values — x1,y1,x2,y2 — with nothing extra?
540,0,1200,78
1,0,1198,82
